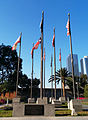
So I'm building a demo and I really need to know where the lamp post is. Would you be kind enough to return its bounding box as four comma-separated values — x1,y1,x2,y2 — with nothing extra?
76,82,79,99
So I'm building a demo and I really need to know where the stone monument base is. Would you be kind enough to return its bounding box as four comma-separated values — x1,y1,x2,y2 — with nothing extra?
36,97,48,104
13,97,20,103
52,99,62,105
59,96,66,103
28,98,35,104
13,103,55,117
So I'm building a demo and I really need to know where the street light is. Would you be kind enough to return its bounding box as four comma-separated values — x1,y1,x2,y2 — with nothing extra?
76,82,79,99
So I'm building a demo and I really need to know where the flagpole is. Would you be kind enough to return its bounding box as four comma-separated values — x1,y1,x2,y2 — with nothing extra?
43,48,45,97
53,28,56,100
51,54,53,98
68,13,75,99
16,32,22,97
40,11,44,98
31,43,34,98
59,48,62,97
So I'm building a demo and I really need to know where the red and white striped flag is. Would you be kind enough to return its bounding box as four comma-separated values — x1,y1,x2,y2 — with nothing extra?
66,18,70,36
52,33,55,47
12,35,21,50
31,37,41,58
33,37,41,49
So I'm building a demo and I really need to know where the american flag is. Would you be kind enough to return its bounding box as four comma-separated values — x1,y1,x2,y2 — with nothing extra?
66,18,71,36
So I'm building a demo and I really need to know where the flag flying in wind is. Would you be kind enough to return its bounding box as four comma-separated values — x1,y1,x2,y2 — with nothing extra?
31,37,41,58
12,35,21,50
52,33,55,47
59,48,61,62
66,18,71,36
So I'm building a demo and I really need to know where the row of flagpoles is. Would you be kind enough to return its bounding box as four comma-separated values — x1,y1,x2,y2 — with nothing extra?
12,12,75,99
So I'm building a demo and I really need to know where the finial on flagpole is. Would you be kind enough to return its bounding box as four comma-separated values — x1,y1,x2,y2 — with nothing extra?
20,32,22,36
42,11,44,15
68,13,70,16
42,11,44,21
68,13,70,20
54,27,55,34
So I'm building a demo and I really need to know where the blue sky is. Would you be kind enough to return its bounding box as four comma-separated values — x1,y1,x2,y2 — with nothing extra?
0,0,88,88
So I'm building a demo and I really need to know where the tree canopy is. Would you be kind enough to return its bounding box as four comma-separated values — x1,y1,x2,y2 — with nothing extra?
0,44,40,95
84,84,88,97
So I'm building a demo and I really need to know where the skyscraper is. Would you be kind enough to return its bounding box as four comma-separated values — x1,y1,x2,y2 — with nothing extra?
80,56,88,76
67,54,79,76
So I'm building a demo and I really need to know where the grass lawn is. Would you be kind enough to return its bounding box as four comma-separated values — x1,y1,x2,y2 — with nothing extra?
0,110,12,117
55,110,71,116
82,102,88,105
77,111,88,116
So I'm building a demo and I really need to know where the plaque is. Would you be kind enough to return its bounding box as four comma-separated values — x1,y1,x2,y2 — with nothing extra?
25,105,44,115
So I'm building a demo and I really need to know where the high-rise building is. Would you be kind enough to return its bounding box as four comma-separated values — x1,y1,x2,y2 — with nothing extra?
67,54,79,76
80,56,88,76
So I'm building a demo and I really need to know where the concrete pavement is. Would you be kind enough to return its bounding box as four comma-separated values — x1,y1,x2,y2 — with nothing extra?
0,116,88,120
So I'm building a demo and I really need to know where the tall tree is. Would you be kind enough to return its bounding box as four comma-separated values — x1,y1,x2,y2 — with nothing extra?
0,44,40,96
0,44,22,93
49,68,72,97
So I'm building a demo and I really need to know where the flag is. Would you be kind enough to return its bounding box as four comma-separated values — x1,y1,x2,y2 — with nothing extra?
66,18,71,36
40,11,44,33
52,33,55,47
31,37,41,57
59,48,61,62
40,19,43,33
12,35,21,50
43,48,45,60
33,37,41,49
31,48,34,58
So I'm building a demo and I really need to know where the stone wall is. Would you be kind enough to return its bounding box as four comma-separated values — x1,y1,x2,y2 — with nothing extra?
13,98,55,117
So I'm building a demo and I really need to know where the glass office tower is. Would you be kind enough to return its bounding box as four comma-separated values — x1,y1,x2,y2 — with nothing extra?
80,56,88,76
67,54,79,76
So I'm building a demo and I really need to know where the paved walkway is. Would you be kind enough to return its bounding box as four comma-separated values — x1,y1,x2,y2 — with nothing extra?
0,104,12,108
0,116,88,120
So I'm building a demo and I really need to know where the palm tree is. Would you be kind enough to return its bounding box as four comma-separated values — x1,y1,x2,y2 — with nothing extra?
49,67,72,97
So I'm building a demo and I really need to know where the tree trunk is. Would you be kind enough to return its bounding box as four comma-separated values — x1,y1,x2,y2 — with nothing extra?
62,80,65,97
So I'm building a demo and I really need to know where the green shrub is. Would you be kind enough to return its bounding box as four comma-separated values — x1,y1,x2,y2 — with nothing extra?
84,85,88,97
